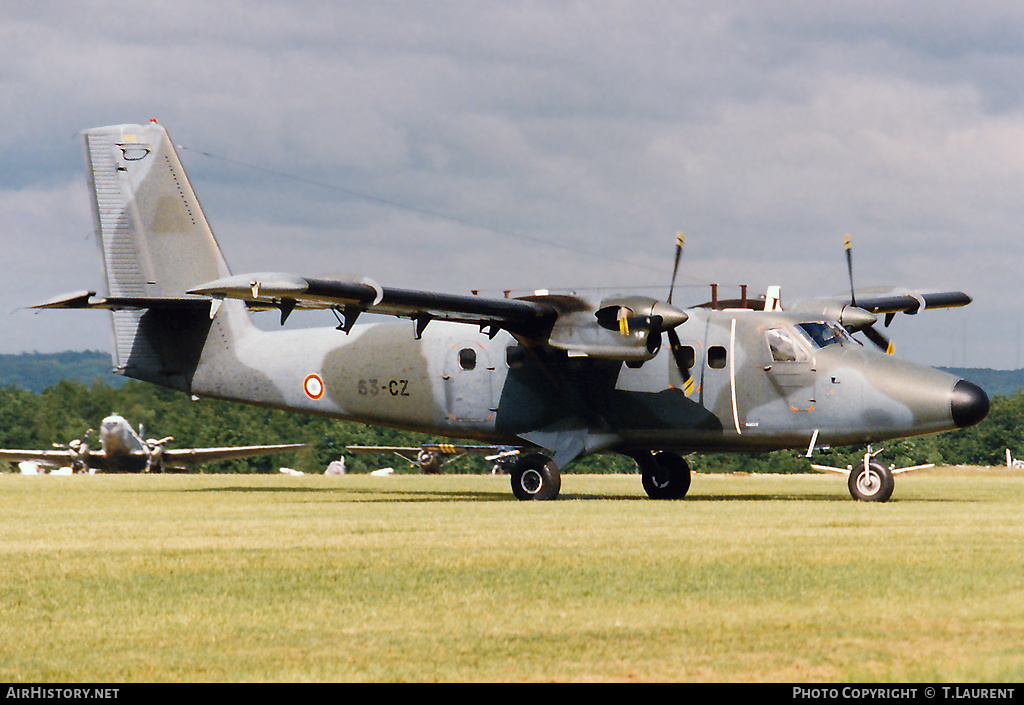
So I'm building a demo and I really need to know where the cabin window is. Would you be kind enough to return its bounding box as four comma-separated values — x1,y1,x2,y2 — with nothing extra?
766,328,809,363
708,345,727,369
797,321,848,349
459,348,477,371
506,346,527,369
672,344,696,372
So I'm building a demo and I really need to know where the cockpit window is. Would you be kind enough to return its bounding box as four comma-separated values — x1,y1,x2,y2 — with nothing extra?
766,328,809,362
796,322,850,349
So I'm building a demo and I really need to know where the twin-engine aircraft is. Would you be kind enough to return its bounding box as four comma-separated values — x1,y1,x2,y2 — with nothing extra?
0,413,305,474
32,122,989,500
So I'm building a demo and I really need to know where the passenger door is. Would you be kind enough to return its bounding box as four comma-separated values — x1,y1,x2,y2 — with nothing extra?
443,342,495,423
763,327,816,412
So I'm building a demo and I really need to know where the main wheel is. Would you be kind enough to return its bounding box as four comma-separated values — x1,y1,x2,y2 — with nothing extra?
638,451,691,500
848,461,894,502
417,449,442,474
509,454,561,501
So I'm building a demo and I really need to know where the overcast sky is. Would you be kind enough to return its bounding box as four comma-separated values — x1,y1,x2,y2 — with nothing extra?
3,1,1022,369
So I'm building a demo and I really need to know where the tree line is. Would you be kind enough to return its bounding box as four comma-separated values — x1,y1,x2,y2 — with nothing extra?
1,378,1022,474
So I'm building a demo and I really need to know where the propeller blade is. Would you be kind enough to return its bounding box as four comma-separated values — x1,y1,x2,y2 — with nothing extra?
862,325,895,354
844,234,857,308
668,232,684,304
667,328,697,395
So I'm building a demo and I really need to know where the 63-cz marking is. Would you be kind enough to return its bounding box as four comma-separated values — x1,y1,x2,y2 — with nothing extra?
358,379,411,397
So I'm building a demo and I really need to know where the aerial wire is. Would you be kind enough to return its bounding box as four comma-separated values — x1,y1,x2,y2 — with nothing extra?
176,143,704,283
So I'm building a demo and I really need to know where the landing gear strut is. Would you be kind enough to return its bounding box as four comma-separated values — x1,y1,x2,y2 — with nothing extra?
634,451,691,499
509,453,561,501
811,445,923,502
848,452,894,503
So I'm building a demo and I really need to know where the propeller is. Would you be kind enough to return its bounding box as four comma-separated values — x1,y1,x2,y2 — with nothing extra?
145,436,174,449
52,428,92,471
53,428,91,451
843,235,894,354
666,233,697,394
139,422,173,450
593,232,689,358
668,231,684,305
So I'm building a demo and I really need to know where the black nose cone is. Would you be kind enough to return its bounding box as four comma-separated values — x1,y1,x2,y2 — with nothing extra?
951,380,989,428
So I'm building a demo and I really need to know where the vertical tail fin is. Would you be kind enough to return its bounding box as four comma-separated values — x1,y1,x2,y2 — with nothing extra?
82,121,250,390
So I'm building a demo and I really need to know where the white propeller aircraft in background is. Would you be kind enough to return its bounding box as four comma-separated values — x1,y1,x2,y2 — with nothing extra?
0,413,304,474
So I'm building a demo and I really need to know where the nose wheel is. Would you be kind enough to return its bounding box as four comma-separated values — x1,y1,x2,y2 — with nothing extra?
848,455,894,502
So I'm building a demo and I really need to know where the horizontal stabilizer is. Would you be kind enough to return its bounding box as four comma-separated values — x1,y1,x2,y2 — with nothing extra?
32,291,212,311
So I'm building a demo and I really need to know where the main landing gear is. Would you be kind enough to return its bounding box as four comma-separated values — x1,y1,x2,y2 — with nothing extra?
632,451,692,500
509,453,561,501
507,450,693,501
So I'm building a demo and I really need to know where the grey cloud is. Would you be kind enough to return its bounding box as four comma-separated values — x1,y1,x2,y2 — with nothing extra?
2,2,1021,367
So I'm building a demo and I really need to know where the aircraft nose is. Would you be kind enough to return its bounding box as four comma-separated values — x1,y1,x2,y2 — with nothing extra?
951,380,989,428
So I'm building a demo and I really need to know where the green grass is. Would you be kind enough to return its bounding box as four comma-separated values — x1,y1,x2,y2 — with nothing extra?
1,469,1023,682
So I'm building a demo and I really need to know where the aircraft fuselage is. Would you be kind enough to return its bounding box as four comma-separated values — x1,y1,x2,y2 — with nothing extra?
187,305,982,461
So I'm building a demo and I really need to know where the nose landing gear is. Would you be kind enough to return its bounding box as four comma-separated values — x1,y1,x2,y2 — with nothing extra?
812,445,934,502
847,448,894,502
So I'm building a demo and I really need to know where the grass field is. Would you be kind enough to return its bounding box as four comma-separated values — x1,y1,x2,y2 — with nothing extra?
1,468,1023,682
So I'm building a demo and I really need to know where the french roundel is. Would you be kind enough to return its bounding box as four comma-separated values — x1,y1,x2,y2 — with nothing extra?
303,373,325,400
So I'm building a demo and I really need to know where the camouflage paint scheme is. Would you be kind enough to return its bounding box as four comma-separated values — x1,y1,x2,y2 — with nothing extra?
34,123,989,500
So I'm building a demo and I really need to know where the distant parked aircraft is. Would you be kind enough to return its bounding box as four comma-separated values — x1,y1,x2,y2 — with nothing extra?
0,413,304,473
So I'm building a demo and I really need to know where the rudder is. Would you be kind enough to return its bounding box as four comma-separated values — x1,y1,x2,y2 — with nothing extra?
82,122,247,390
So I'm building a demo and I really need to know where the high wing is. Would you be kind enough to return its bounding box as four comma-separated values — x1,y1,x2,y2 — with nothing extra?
0,449,76,467
34,278,558,341
793,287,971,318
160,443,307,470
187,273,557,337
789,287,972,354
183,273,689,362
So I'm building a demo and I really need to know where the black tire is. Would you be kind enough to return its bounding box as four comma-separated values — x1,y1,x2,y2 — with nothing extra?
848,461,894,502
639,451,691,500
509,454,561,501
417,450,442,474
